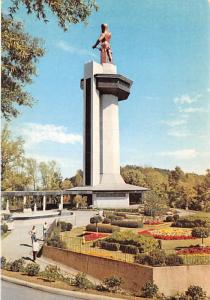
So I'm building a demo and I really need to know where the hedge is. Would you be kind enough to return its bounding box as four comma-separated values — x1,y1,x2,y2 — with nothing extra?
57,221,72,232
111,220,143,228
104,230,158,253
102,218,111,224
100,241,120,251
86,224,120,233
120,244,139,255
135,250,184,266
191,227,210,238
171,219,207,228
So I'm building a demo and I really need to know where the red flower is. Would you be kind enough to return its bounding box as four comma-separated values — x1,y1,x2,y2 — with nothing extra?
84,232,108,241
177,246,210,255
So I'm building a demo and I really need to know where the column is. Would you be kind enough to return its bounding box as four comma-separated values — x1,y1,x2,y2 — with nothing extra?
60,194,64,210
23,195,27,206
6,199,10,212
43,195,46,211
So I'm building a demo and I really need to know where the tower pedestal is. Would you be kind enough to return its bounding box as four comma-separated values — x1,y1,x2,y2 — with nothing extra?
68,61,147,208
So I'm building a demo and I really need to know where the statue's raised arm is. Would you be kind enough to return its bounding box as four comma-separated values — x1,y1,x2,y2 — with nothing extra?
92,24,112,64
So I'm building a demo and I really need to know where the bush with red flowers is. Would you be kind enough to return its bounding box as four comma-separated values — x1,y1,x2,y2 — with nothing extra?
177,246,210,255
152,234,196,240
84,232,108,242
144,220,163,225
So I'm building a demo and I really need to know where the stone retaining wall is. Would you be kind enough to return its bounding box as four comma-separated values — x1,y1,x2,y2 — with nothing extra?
43,245,210,296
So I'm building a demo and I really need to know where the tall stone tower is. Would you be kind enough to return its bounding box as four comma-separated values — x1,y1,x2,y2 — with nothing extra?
69,61,147,208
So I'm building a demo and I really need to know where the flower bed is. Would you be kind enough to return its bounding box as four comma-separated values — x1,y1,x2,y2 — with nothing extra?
84,232,109,242
144,220,163,225
177,246,210,255
139,228,196,240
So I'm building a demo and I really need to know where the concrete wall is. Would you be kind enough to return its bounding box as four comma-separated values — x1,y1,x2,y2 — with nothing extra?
153,265,210,297
43,245,210,296
93,193,129,208
43,245,153,292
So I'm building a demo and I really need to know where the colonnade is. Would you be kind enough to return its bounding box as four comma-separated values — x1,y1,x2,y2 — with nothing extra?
1,192,65,213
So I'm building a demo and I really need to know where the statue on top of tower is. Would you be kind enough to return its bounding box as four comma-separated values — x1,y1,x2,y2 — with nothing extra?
92,24,112,64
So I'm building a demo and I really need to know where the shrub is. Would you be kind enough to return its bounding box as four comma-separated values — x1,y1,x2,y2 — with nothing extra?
95,283,109,292
47,235,65,248
10,259,25,272
102,218,111,224
165,254,184,266
24,263,40,276
100,241,120,251
191,227,210,238
172,219,207,228
86,224,120,233
5,262,12,271
2,223,8,234
73,272,93,289
57,221,72,232
104,212,124,221
111,220,143,228
165,216,173,222
135,251,184,267
40,265,62,282
103,276,122,292
90,216,102,224
120,244,139,255
145,250,166,266
105,230,158,253
173,214,180,222
141,281,159,298
186,285,207,299
1,257,7,269
114,212,127,218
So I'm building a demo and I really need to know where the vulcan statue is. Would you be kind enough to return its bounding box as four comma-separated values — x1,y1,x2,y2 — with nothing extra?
92,24,112,64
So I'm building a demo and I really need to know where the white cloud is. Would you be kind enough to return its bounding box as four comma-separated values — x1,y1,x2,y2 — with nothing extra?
178,107,205,113
159,149,197,159
19,123,82,146
162,119,187,127
174,94,195,105
167,128,191,137
57,40,97,58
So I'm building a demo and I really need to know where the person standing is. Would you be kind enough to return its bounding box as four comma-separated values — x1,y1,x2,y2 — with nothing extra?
43,222,47,240
32,238,39,262
29,225,36,245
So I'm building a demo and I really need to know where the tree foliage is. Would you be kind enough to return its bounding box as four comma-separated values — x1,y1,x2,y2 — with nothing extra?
1,124,64,191
1,124,29,190
8,0,98,31
1,15,44,120
121,165,210,212
39,161,62,190
2,0,97,119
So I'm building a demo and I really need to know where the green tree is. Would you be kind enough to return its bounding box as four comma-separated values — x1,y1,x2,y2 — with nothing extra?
73,195,87,208
168,166,185,207
8,0,98,31
1,124,30,190
39,161,62,190
144,191,168,219
121,166,146,186
25,158,39,190
2,0,98,120
70,170,83,187
197,170,210,212
61,179,73,190
1,15,44,120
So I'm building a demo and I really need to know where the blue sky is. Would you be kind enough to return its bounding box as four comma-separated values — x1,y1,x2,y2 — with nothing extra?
4,0,210,177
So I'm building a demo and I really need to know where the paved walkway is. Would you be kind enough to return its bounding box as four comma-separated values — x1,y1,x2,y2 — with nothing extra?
1,211,98,283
